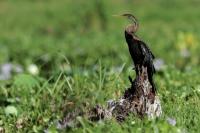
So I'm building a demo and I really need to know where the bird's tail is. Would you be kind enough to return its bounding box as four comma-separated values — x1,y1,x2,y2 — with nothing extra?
148,64,156,93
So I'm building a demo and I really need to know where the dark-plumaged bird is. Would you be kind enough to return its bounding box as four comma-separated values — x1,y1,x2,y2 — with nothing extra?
121,13,156,93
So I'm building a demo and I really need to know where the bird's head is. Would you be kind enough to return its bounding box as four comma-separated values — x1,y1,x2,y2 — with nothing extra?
114,13,139,34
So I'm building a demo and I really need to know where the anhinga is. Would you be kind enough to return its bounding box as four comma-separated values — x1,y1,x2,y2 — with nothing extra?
121,13,156,93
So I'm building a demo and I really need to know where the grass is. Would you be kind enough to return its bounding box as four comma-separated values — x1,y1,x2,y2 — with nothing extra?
0,0,200,132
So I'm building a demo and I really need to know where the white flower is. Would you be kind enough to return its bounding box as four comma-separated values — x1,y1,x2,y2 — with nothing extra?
0,63,12,80
0,63,23,80
27,64,39,75
153,58,165,71
166,117,176,126
131,121,135,125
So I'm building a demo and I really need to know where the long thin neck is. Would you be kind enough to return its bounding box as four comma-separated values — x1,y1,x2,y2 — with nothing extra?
125,25,140,41
125,24,138,35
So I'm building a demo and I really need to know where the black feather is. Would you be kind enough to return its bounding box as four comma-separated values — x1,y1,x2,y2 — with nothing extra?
125,31,156,93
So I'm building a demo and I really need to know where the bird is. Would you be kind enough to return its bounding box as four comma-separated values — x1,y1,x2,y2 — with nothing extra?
120,13,156,93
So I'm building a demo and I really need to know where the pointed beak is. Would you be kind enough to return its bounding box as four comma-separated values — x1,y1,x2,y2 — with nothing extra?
112,14,125,17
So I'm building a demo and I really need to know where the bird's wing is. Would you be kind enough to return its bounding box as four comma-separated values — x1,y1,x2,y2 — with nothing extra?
139,40,156,74
139,41,155,59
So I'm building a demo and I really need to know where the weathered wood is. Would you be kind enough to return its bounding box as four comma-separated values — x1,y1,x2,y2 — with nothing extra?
59,67,162,129
89,66,162,121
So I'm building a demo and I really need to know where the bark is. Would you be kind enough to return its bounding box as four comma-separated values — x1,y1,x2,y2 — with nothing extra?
59,67,162,129
89,66,162,121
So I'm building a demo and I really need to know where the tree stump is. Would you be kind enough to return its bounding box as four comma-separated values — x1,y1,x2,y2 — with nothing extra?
89,66,162,121
60,67,162,128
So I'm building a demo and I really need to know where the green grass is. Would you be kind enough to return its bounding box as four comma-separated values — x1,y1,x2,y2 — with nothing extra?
0,0,200,132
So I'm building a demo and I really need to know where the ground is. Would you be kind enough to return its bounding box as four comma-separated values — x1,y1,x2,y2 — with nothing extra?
0,0,200,132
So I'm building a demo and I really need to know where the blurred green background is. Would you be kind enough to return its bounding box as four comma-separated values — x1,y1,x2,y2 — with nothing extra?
0,0,200,132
